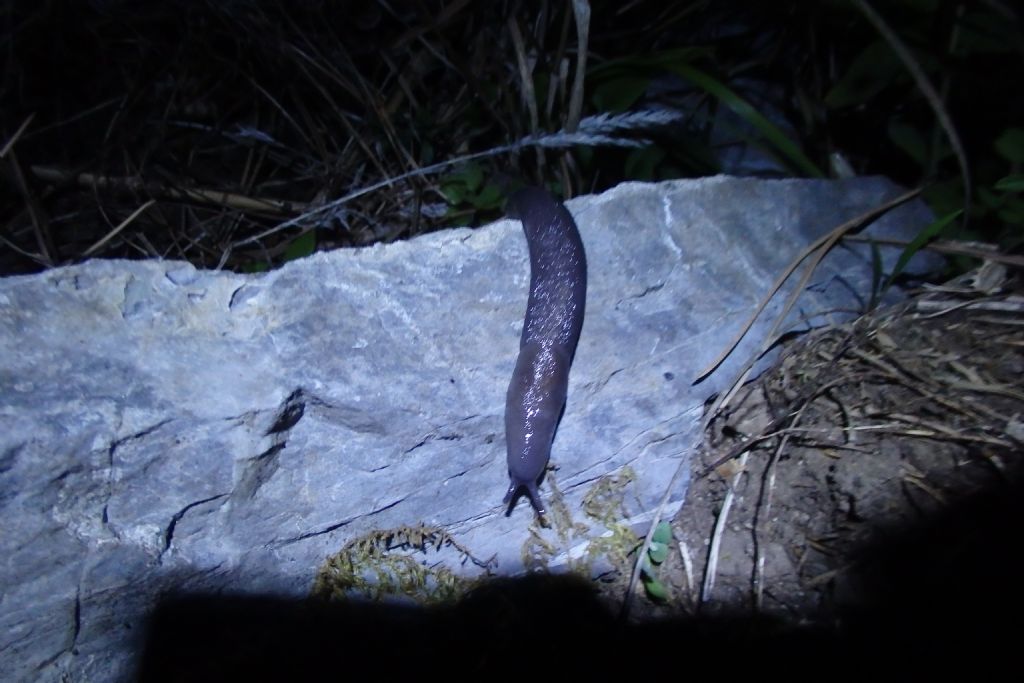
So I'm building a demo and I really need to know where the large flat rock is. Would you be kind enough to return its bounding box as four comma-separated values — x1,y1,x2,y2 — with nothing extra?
0,177,937,680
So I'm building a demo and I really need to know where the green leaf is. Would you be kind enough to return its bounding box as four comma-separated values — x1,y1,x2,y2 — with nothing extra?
954,10,1022,56
591,75,651,113
887,121,928,165
646,522,672,564
588,49,819,176
997,200,1024,227
574,144,595,167
421,141,435,165
642,575,669,601
462,164,485,192
869,240,883,309
995,174,1024,193
648,541,668,564
978,185,1002,209
903,0,940,11
995,128,1024,164
624,146,666,181
440,183,466,205
441,164,484,195
825,41,902,109
923,180,965,218
666,62,823,177
468,183,504,210
283,230,316,262
587,47,709,80
882,209,962,294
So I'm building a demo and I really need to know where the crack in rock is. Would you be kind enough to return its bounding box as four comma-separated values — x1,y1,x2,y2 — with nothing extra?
234,443,285,502
275,496,407,547
615,281,665,307
265,389,306,436
102,419,174,527
160,494,229,557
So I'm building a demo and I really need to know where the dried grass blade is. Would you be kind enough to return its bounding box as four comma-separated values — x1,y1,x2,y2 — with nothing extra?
82,199,156,258
0,113,35,160
694,187,921,383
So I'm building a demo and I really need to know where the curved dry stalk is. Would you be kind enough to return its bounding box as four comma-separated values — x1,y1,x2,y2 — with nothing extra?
566,0,591,133
701,450,749,603
697,189,923,445
619,445,690,620
29,166,305,216
82,200,157,258
851,0,971,226
694,187,921,384
234,111,684,248
0,114,34,160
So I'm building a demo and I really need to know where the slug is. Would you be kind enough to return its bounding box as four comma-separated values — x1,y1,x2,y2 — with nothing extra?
503,187,587,515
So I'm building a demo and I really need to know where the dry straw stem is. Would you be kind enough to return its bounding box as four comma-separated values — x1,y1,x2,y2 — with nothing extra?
233,110,682,249
917,296,1024,317
625,185,1006,616
82,199,157,258
509,15,541,179
28,165,310,216
844,236,1024,270
566,0,591,134
694,187,921,386
676,535,697,610
0,114,35,160
8,149,56,267
689,279,1022,608
851,0,971,226
751,396,814,610
700,449,749,602
695,186,922,459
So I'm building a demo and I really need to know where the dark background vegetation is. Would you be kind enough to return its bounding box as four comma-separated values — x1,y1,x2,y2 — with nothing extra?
2,0,1022,276
4,4,1023,674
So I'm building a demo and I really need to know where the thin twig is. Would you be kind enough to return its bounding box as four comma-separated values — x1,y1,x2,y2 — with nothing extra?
509,15,542,178
28,165,306,216
566,0,591,133
694,187,921,383
9,149,56,267
697,189,922,434
701,450,749,603
619,446,690,620
234,111,682,248
676,534,698,611
851,0,971,227
0,113,34,159
753,391,815,610
843,235,1024,268
82,200,157,258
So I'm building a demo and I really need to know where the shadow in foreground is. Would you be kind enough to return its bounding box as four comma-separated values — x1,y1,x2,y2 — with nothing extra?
138,472,1023,680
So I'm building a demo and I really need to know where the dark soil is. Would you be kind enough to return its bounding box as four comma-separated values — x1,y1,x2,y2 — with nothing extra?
657,265,1024,635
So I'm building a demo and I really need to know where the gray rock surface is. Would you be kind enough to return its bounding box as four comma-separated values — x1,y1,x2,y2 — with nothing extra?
0,177,937,681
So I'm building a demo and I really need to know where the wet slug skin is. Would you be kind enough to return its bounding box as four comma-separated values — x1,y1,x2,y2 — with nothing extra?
503,187,587,516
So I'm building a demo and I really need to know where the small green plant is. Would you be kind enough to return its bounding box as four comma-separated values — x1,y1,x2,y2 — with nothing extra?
640,521,673,602
440,163,505,221
282,229,316,262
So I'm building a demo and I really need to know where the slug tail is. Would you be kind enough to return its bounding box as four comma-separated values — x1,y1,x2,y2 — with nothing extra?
525,482,547,516
503,479,547,517
503,481,518,505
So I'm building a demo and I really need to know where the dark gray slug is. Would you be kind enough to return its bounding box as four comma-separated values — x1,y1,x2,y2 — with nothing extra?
503,187,587,515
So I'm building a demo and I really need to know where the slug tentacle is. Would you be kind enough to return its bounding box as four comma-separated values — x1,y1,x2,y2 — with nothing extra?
503,188,587,516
